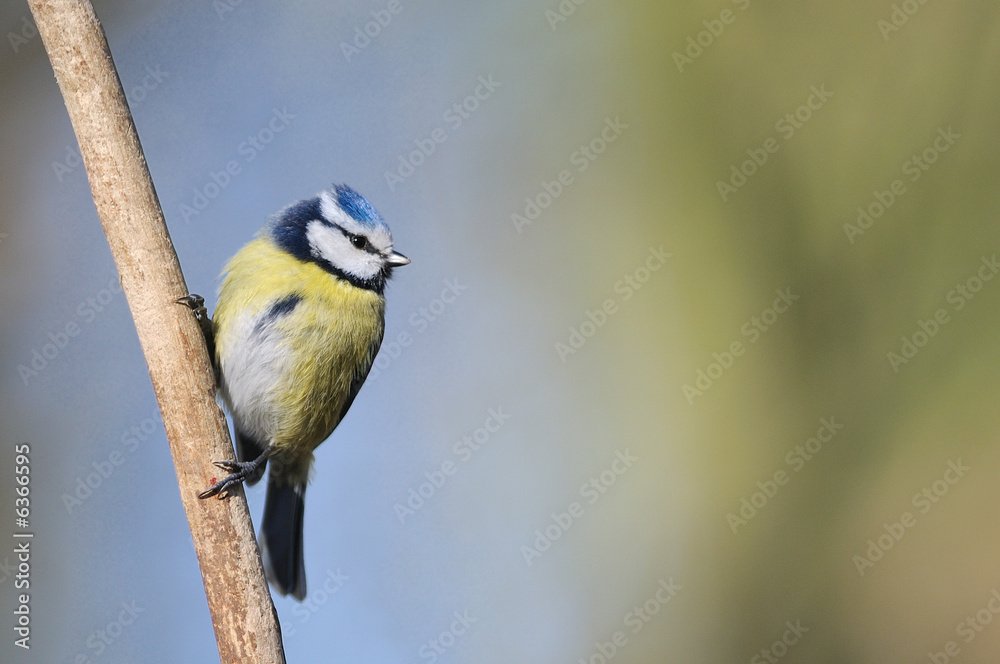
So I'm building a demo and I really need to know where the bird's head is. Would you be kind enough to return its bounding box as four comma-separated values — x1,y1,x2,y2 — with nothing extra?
267,184,409,293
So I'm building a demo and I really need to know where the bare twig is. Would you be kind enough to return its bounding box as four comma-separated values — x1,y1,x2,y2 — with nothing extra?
26,1,285,661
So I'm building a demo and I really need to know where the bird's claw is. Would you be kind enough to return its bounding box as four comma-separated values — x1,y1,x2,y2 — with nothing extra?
177,293,209,322
198,459,257,499
199,476,239,500
176,293,205,309
177,292,216,361
213,459,253,473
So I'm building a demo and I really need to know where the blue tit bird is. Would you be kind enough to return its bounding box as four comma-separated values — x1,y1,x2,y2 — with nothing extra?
182,184,409,600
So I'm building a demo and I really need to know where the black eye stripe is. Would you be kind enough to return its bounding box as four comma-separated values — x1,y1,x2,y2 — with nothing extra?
332,224,381,254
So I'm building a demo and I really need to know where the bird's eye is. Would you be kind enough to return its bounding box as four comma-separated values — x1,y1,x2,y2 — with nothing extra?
350,235,368,250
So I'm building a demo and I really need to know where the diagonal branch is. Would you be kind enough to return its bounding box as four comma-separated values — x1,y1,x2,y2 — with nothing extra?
25,1,285,661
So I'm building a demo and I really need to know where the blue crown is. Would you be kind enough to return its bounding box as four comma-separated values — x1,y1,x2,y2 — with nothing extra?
333,184,384,229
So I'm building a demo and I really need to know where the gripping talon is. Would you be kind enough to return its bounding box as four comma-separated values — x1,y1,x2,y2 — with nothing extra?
198,475,241,500
213,460,247,472
197,446,274,500
177,292,216,362
176,293,205,310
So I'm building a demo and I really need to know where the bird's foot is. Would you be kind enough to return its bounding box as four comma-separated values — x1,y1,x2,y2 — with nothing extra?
176,293,207,317
198,447,272,499
176,293,216,360
198,460,257,499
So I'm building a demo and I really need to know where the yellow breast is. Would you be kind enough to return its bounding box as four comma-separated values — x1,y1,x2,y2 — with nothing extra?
213,238,386,461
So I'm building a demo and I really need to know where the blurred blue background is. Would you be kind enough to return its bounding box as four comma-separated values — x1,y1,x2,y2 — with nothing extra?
2,1,1000,662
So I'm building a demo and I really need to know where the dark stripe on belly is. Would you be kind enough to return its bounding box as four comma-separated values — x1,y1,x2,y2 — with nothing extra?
253,293,303,336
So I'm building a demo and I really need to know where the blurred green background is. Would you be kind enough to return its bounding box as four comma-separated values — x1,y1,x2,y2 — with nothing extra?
2,1,1000,662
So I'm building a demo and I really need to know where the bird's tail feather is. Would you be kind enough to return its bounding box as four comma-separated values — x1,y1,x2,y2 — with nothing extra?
260,477,307,600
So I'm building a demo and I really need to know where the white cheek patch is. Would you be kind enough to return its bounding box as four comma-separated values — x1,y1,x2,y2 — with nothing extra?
305,220,381,280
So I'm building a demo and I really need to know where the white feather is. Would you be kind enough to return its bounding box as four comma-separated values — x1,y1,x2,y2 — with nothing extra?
305,220,384,281
217,307,292,444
